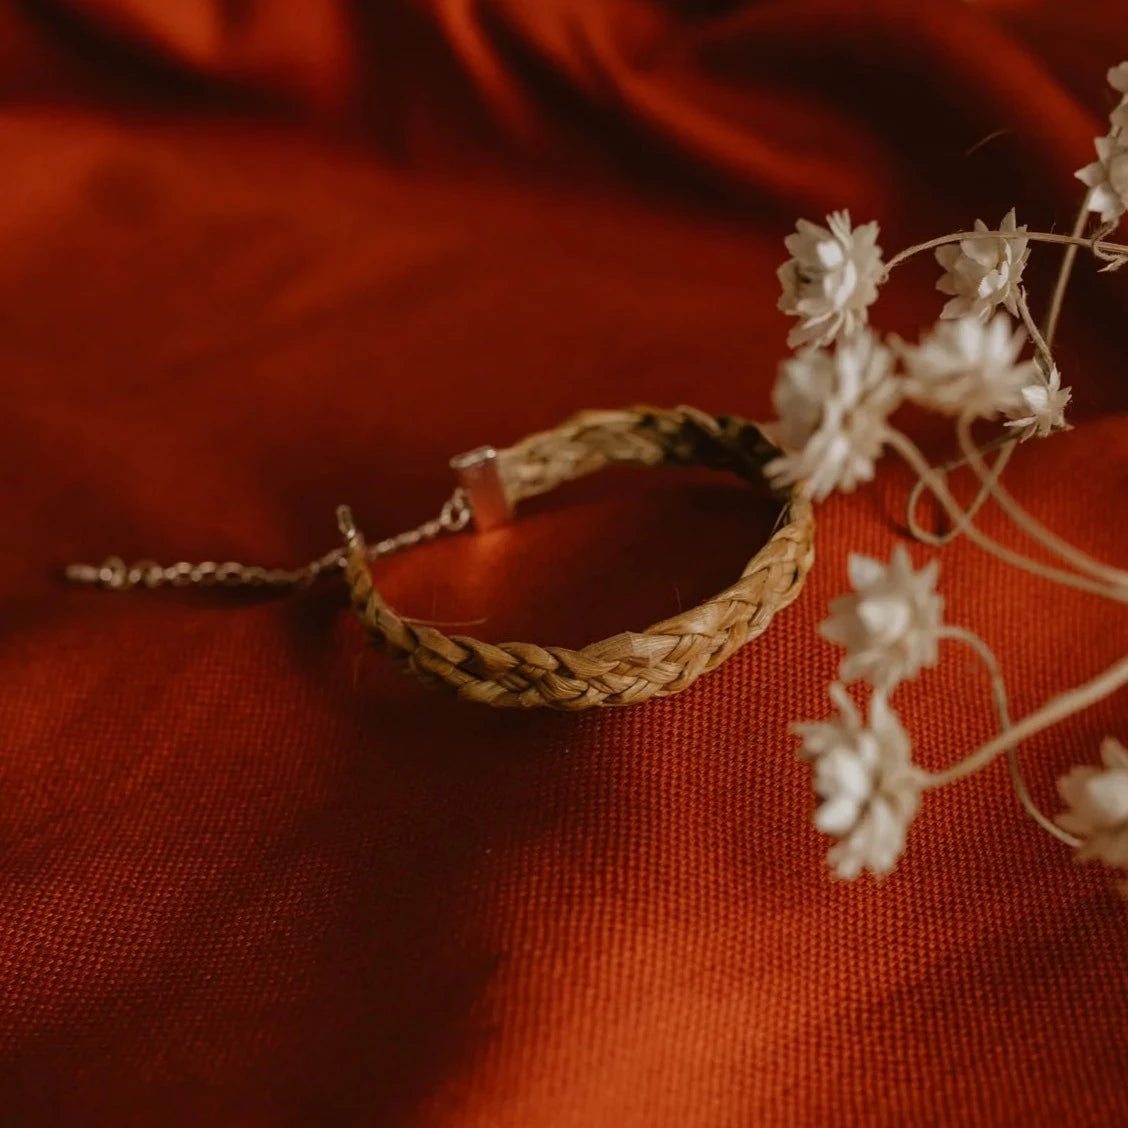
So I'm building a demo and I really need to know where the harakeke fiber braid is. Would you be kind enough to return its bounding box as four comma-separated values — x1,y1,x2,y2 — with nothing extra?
341,406,815,709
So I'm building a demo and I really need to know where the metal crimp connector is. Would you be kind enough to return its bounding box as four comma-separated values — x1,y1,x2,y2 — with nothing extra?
449,446,512,533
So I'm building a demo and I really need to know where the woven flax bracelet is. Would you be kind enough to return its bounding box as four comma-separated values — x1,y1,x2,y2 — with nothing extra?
337,406,815,710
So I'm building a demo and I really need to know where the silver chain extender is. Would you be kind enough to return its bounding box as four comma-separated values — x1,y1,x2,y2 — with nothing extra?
65,489,473,592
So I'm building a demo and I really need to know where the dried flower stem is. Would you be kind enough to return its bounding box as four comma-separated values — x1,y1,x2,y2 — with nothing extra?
884,429,1128,602
939,625,1080,845
1014,288,1054,377
1043,190,1093,348
926,652,1128,788
906,436,1014,547
1090,219,1124,266
781,75,1128,886
955,416,1128,589
884,229,1128,276
902,287,1048,553
900,267,1051,552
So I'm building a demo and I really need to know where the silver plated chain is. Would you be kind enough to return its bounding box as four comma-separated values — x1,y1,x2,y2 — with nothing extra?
65,489,472,592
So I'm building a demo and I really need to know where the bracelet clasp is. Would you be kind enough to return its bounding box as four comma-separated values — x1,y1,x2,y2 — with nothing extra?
450,446,511,533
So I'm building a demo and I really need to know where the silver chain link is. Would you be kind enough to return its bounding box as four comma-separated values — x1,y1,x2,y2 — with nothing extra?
65,489,473,592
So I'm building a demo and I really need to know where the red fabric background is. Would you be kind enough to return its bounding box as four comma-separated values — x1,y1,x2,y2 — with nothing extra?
3,1,1128,1123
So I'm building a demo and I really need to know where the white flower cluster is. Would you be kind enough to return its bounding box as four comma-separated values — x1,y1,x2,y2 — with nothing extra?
795,547,943,877
898,313,1037,420
820,547,943,691
935,209,1029,322
774,62,1127,894
795,684,923,879
1077,63,1128,226
766,330,900,501
1057,738,1128,892
1005,364,1071,442
770,205,1071,501
794,545,1128,889
777,211,883,348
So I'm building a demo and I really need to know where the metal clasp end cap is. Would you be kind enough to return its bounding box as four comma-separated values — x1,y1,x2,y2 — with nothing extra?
450,446,511,533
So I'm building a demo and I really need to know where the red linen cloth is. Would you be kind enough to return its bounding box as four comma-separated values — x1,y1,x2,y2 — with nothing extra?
2,1,1128,1123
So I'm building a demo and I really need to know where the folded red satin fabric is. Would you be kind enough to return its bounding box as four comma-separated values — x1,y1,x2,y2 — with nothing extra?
3,1,1128,1124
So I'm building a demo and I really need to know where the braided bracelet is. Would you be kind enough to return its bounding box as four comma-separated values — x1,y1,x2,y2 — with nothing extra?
68,405,814,711
338,406,813,709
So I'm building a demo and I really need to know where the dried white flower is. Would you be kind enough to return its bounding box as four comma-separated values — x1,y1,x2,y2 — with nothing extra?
1056,738,1128,870
795,684,923,879
935,209,1029,321
1075,65,1128,224
765,329,902,501
820,545,943,691
899,313,1036,419
1004,364,1072,441
777,211,884,348
1077,135,1128,226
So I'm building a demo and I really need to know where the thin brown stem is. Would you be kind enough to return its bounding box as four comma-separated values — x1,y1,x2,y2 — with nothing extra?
1043,191,1092,348
1014,288,1054,378
884,229,1128,276
955,417,1128,588
906,440,1015,547
938,626,1079,845
925,653,1128,788
885,428,1128,602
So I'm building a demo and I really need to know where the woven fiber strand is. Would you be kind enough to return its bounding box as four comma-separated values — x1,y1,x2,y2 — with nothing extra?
342,407,814,709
